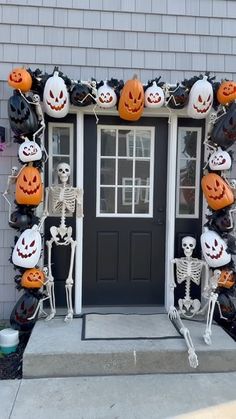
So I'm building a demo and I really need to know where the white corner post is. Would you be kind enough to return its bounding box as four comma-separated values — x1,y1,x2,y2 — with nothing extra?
75,111,84,314
165,113,178,311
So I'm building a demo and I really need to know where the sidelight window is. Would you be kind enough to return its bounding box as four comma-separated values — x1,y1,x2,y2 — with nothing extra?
97,126,155,217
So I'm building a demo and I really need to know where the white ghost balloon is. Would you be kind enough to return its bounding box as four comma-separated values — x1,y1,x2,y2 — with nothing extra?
97,81,117,109
144,81,164,108
187,76,213,119
43,70,69,118
18,140,42,163
209,147,232,171
200,230,231,268
12,225,42,268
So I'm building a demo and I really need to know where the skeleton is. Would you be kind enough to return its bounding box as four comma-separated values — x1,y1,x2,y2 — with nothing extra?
2,166,24,222
168,236,209,368
39,162,83,322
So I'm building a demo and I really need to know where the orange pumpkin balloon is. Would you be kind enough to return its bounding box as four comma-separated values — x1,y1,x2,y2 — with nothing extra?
15,166,43,206
8,68,32,92
201,173,234,211
118,74,144,121
217,80,236,105
21,268,45,289
218,270,235,289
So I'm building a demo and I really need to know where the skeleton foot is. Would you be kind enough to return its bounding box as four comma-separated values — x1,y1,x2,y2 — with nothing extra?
45,310,56,321
64,310,73,322
188,348,198,369
203,331,212,345
168,305,178,320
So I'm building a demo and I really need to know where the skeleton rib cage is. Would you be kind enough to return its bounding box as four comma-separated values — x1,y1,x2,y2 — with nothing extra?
175,258,203,286
49,186,83,216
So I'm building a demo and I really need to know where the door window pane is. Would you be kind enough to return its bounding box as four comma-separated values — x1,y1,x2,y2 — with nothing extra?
176,127,201,218
98,127,154,216
52,127,70,155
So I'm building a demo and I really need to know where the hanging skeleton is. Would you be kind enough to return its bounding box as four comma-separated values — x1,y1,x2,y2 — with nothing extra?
39,162,83,322
168,236,209,368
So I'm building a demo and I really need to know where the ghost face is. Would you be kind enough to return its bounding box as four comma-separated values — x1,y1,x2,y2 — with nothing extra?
18,140,42,163
12,225,42,268
201,230,231,268
144,82,164,108
209,148,231,171
187,76,213,119
43,71,69,118
97,82,117,108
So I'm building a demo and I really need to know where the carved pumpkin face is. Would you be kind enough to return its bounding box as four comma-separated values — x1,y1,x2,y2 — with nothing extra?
187,76,213,119
144,81,164,108
211,102,236,149
201,173,234,211
10,292,38,331
15,166,43,206
21,268,45,289
218,270,235,289
70,83,95,106
12,225,42,268
8,91,38,136
43,71,69,118
209,147,232,171
200,230,231,268
167,84,188,109
118,75,144,121
8,67,32,92
217,81,236,105
97,81,117,108
18,140,42,163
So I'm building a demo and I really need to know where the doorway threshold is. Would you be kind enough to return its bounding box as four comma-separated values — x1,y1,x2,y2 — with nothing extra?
81,306,166,315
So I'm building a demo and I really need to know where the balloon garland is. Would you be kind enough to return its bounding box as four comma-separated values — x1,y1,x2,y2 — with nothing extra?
5,66,236,334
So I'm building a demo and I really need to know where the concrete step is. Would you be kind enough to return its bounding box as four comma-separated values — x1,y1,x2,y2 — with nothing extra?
23,316,236,378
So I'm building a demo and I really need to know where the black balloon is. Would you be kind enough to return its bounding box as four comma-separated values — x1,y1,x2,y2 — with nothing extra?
207,209,234,234
9,207,36,231
10,292,39,332
211,102,236,149
167,84,188,109
8,91,38,136
70,83,96,106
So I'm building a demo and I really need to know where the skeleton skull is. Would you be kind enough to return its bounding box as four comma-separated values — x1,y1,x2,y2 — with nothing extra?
57,162,71,184
182,236,196,258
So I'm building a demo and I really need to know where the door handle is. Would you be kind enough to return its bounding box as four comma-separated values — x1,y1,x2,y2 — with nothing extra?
154,218,165,225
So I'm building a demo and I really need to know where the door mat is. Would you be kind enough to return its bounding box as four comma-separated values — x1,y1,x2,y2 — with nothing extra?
82,313,182,340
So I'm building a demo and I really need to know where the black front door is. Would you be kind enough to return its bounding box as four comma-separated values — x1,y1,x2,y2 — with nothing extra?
83,115,168,306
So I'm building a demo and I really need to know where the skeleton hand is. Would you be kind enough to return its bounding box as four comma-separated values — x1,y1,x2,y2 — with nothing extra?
168,305,178,320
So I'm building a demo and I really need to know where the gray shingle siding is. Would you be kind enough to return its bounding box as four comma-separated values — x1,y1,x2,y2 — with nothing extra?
0,0,236,318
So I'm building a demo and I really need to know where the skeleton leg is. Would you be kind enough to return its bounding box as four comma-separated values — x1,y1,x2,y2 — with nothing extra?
65,239,77,322
203,292,218,345
45,238,56,321
170,310,198,368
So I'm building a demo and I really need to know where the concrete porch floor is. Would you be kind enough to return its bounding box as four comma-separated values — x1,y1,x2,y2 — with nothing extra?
23,314,236,378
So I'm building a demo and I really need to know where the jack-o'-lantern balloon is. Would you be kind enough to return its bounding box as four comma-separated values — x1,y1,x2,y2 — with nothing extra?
144,81,164,108
217,80,236,105
187,76,213,119
118,75,144,121
8,91,38,136
167,84,188,109
97,81,117,108
18,140,42,163
218,270,235,289
200,230,231,268
70,82,95,106
43,70,69,118
15,166,43,206
12,225,42,268
211,102,236,149
21,268,45,289
8,67,32,92
209,147,232,171
201,173,234,211
10,292,38,331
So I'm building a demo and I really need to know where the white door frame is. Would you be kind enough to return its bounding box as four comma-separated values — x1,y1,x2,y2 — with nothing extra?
73,108,203,314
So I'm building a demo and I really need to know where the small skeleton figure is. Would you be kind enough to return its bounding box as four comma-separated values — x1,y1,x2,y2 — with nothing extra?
40,162,83,322
2,166,21,222
168,236,208,368
19,91,45,141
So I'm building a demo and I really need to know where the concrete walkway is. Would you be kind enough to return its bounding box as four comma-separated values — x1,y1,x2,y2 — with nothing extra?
2,372,236,419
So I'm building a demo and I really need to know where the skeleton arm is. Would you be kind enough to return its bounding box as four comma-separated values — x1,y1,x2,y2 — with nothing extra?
2,166,27,222
168,259,178,318
18,90,45,140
